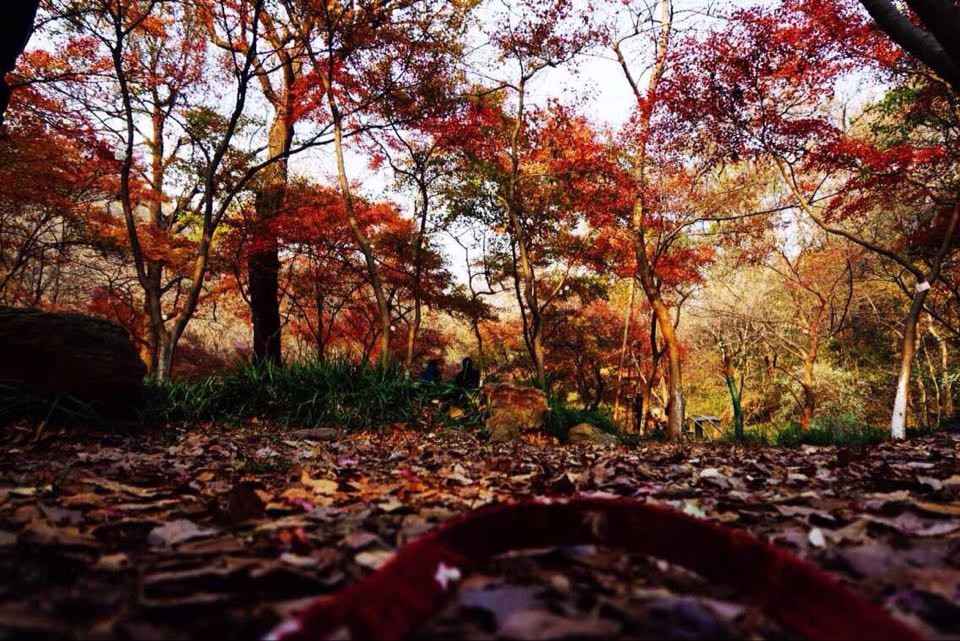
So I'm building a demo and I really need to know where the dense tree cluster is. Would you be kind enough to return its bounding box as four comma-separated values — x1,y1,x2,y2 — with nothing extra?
1,0,958,439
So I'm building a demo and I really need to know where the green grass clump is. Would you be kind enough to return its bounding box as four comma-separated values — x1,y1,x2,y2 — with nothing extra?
721,428,771,447
774,416,886,448
145,359,444,430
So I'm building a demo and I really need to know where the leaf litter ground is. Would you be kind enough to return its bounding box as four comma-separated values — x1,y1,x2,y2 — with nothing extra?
1,425,958,640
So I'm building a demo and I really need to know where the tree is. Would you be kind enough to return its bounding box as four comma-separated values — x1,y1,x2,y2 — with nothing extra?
0,0,40,125
857,0,960,92
33,0,271,379
452,0,600,388
290,0,472,365
666,0,959,438
761,241,857,430
612,0,691,439
446,98,629,389
370,116,461,373
208,0,312,366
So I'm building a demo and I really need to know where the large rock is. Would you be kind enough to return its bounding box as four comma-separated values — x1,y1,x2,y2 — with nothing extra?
568,423,619,446
484,383,548,442
0,306,146,412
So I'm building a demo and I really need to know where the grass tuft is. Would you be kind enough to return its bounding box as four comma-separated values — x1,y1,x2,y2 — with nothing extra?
144,359,484,431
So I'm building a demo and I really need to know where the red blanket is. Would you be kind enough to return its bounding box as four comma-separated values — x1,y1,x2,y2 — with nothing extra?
265,497,923,641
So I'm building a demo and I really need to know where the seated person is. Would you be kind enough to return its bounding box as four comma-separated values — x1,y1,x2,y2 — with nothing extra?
419,358,441,384
454,357,480,389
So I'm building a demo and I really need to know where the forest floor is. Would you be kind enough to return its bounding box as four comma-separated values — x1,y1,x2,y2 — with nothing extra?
0,424,959,640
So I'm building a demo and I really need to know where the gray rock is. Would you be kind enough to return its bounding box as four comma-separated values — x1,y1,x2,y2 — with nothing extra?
568,423,619,446
0,306,145,413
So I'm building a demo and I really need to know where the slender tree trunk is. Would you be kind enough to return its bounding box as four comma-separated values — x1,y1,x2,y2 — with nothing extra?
922,328,941,426
639,313,661,434
929,323,953,419
142,89,171,379
503,78,546,387
141,263,163,373
891,207,959,438
315,287,326,361
636,236,684,439
722,349,744,439
615,0,680,438
327,94,392,364
613,279,636,424
892,293,926,438
917,368,930,425
155,328,173,381
800,355,816,431
405,183,430,373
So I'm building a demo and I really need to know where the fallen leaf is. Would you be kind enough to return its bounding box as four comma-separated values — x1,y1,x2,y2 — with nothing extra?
912,501,960,517
147,519,216,547
354,549,394,570
301,471,338,495
808,527,826,548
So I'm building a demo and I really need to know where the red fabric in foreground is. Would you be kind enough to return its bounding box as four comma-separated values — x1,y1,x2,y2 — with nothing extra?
265,497,924,641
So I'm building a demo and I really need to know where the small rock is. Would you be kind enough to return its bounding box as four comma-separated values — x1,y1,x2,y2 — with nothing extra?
567,424,619,446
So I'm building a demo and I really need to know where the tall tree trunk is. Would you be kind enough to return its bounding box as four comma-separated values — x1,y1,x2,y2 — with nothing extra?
891,207,959,438
155,328,173,381
892,294,925,438
405,183,430,373
504,78,546,388
315,286,326,361
639,312,661,434
615,0,680,438
613,279,636,424
917,368,929,425
250,109,292,366
141,84,171,379
636,239,684,440
922,328,941,426
326,93,392,364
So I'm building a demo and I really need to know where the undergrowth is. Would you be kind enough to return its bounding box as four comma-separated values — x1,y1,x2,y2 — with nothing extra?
544,397,619,441
723,416,889,447
0,380,102,428
144,359,484,431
